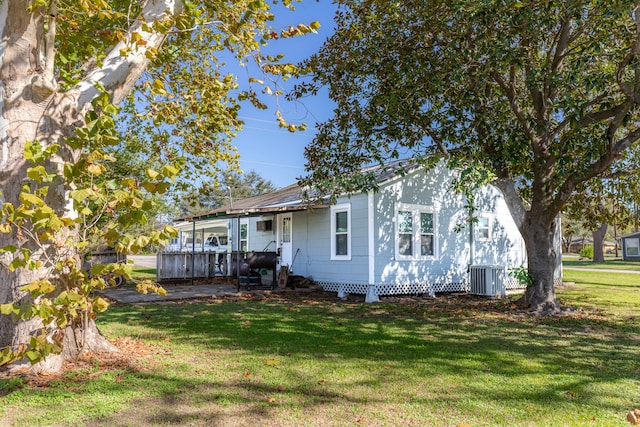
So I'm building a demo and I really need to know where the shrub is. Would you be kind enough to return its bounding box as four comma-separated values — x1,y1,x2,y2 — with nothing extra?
579,245,594,259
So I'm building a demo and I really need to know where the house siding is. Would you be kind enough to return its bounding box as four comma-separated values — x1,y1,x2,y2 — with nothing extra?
471,185,526,268
311,163,538,295
372,163,470,292
245,216,278,253
294,194,371,283
174,161,564,296
621,232,640,261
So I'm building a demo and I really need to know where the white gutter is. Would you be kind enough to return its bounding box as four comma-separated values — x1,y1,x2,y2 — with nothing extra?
368,190,375,284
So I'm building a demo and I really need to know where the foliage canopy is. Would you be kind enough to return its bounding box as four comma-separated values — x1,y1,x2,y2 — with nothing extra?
297,0,640,311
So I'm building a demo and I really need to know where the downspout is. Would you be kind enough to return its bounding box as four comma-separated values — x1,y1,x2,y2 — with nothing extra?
365,190,379,303
191,218,196,286
236,217,242,292
468,205,474,269
368,190,375,285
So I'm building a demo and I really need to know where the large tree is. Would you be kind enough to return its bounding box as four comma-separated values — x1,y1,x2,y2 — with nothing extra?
0,0,314,372
298,1,640,313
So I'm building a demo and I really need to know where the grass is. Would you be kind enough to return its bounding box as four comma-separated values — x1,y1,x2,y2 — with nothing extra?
561,269,640,317
128,266,156,281
1,273,639,426
563,256,640,271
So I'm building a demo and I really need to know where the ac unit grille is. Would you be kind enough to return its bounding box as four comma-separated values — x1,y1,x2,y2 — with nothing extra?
469,265,506,297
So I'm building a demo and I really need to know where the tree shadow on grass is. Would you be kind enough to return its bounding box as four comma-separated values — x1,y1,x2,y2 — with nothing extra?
84,294,640,424
4,292,639,426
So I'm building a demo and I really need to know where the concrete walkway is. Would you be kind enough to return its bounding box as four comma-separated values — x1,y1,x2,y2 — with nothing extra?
98,283,241,304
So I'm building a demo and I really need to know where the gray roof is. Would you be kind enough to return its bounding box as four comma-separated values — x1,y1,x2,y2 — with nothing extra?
182,183,321,221
182,159,423,221
619,231,640,239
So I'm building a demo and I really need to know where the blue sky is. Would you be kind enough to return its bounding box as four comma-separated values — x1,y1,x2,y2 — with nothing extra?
231,1,338,188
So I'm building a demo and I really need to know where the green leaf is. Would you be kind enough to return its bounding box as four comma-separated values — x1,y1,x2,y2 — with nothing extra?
145,168,160,179
141,181,156,193
24,350,42,363
69,188,96,202
87,163,104,176
18,192,45,207
0,303,16,315
21,280,55,297
93,297,110,313
162,164,179,178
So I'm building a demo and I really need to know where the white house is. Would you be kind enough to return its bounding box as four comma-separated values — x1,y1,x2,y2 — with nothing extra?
172,161,563,299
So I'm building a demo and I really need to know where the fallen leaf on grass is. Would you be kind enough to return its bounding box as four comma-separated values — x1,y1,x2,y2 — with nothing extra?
318,379,325,385
627,409,640,425
565,391,576,397
267,397,276,403
244,370,251,378
263,358,280,367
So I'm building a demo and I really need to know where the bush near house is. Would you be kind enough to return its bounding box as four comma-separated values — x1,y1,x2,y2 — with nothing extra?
579,245,594,259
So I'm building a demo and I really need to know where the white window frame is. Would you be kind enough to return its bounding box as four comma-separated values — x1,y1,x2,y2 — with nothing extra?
476,215,491,241
240,220,249,252
395,203,438,261
626,237,639,256
330,203,351,260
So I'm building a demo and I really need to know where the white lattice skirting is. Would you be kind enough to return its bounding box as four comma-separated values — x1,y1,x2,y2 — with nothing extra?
320,278,557,303
320,281,470,303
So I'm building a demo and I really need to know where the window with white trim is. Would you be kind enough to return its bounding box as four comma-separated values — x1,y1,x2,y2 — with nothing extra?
627,237,639,256
476,216,490,241
331,203,351,260
240,222,248,252
395,204,437,260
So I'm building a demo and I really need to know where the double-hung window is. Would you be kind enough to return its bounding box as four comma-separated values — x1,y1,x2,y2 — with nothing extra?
240,222,248,252
476,216,491,241
331,203,351,260
627,238,639,256
396,204,437,260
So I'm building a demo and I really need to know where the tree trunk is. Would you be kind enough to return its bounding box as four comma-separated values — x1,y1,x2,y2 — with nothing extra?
592,222,607,263
519,214,562,314
563,233,572,254
0,2,117,372
494,178,562,313
0,0,179,372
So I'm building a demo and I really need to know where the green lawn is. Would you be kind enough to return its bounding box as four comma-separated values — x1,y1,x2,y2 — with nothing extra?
1,273,639,426
563,257,640,271
128,266,156,281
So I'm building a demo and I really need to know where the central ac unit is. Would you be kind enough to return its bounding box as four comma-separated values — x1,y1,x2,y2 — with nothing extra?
469,265,506,297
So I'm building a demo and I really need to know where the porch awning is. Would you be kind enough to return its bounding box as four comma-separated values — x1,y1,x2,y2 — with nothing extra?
176,183,328,221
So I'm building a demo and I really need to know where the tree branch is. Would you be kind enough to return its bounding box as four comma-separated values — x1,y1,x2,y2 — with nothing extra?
490,71,535,141
492,178,526,230
558,127,640,210
73,0,184,109
31,0,58,101
616,3,640,103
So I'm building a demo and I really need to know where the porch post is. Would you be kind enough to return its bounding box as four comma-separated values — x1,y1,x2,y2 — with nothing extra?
365,285,379,303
